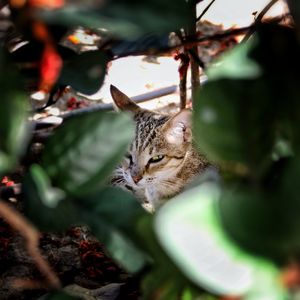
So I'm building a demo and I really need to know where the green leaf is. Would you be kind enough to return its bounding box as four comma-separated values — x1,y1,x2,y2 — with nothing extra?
219,174,300,262
154,182,281,296
192,25,300,176
78,186,148,273
207,41,261,80
274,157,300,252
23,164,78,231
286,0,300,35
193,77,274,175
244,270,288,300
38,0,192,39
42,111,134,196
0,50,29,175
136,216,194,300
59,51,108,95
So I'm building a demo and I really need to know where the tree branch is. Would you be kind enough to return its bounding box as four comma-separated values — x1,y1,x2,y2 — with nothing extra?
242,0,280,42
0,201,61,290
114,15,285,59
196,0,217,22
188,2,201,106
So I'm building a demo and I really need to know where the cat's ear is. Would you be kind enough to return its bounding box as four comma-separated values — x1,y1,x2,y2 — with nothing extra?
163,109,192,144
110,85,140,112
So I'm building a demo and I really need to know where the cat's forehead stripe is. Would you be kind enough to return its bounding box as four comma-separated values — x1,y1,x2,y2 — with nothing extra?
130,111,170,154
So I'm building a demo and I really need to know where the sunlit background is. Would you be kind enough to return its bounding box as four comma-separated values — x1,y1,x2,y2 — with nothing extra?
83,0,288,110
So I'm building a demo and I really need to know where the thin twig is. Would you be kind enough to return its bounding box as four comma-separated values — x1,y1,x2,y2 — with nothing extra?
197,0,217,22
0,201,61,289
242,0,279,42
11,279,52,290
178,52,189,109
188,49,205,69
188,1,201,105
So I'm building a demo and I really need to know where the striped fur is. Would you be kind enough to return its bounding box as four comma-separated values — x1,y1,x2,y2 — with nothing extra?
110,85,209,211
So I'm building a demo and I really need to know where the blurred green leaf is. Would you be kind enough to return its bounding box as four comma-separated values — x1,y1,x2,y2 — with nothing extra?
59,51,108,95
154,182,281,296
249,25,300,150
272,138,293,161
23,164,78,231
275,157,300,251
136,216,195,300
77,186,148,273
219,180,300,261
193,77,274,175
286,0,300,35
0,50,29,175
244,269,288,300
42,111,134,196
193,25,300,176
207,41,261,80
38,0,192,39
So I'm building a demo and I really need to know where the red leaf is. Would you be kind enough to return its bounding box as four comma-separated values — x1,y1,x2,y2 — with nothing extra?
39,45,62,92
1,176,15,187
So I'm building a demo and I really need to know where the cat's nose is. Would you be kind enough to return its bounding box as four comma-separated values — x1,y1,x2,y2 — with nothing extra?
132,175,142,184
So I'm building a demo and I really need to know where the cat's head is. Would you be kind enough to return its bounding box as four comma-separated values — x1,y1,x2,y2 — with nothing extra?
110,85,193,204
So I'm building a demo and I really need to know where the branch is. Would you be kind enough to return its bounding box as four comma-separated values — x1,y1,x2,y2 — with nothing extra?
114,15,285,59
197,0,217,22
188,1,201,106
0,200,61,290
242,0,280,42
177,52,189,109
31,85,178,128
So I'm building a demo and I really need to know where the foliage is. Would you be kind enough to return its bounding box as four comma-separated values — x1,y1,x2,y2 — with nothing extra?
0,50,30,175
1,0,300,299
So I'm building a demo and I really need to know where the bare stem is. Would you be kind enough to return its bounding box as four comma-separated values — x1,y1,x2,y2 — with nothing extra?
179,53,189,109
197,0,217,22
188,1,201,105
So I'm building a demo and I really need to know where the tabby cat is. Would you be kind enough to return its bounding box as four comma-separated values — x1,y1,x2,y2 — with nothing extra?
110,85,209,211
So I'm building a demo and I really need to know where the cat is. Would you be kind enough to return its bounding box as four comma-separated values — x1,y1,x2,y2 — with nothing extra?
110,85,209,211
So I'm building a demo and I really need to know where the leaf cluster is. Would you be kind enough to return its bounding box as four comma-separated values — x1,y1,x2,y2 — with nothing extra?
2,0,300,300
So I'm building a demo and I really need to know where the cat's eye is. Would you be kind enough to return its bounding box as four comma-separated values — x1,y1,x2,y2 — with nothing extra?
148,155,165,164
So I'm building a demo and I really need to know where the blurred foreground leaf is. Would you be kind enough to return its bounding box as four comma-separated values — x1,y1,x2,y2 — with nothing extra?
219,184,287,261
287,0,300,35
23,164,78,231
0,50,29,175
78,186,148,273
193,25,300,177
138,216,194,300
23,165,148,273
42,111,134,196
39,0,192,39
59,51,108,95
154,182,286,298
220,156,300,261
193,42,272,175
